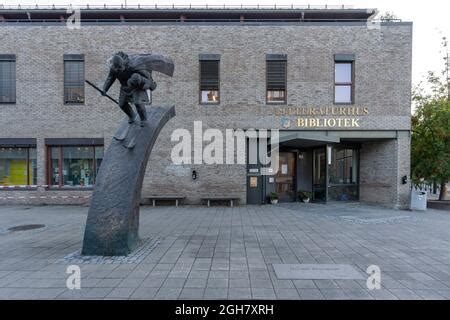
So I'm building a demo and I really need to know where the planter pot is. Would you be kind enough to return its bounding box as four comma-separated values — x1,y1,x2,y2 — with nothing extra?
302,198,310,203
271,199,279,204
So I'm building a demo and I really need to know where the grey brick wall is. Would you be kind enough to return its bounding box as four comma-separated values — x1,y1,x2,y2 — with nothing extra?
359,132,411,209
0,22,412,206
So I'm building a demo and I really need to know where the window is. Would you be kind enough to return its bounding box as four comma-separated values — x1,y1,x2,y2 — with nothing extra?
328,147,359,201
266,54,287,104
48,145,103,187
64,54,85,104
334,54,354,104
0,146,37,186
199,56,220,104
0,55,16,103
329,148,358,184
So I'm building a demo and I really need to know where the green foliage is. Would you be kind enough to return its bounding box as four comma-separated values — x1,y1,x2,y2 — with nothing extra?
411,98,450,184
298,191,312,200
411,37,450,199
269,192,279,200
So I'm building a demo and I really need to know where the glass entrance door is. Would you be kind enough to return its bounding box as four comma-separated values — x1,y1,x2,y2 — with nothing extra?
275,152,296,202
312,148,326,202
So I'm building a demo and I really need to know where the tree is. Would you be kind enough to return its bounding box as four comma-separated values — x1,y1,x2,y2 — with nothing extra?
411,37,450,200
378,11,399,21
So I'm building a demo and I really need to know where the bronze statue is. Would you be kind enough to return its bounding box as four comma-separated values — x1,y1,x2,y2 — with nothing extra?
82,52,175,256
102,52,154,126
88,51,174,125
86,51,174,147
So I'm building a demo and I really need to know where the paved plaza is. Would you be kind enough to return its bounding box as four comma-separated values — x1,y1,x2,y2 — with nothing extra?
0,203,449,300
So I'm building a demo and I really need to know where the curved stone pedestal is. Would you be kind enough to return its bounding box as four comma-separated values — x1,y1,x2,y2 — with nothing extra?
82,105,175,256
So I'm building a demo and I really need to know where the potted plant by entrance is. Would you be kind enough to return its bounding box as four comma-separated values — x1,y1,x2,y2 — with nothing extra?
298,191,312,203
269,192,279,204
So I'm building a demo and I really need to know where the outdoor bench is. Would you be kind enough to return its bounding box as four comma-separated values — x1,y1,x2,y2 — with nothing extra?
201,197,240,207
145,196,186,207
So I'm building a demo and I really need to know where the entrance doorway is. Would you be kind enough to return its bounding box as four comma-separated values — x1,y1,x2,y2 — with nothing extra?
247,175,263,204
275,152,296,202
312,148,326,202
246,130,362,204
246,137,264,204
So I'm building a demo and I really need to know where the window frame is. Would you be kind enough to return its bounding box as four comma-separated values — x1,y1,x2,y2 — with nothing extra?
199,56,220,105
0,144,37,187
63,54,85,105
266,55,287,105
0,55,16,104
46,142,103,189
328,146,360,185
333,55,355,105
327,145,360,201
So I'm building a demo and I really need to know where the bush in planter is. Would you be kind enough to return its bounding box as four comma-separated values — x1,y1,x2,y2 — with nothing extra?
298,191,312,202
269,192,279,204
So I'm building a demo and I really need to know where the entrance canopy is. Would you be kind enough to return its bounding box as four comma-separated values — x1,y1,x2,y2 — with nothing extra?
277,131,340,148
271,130,402,147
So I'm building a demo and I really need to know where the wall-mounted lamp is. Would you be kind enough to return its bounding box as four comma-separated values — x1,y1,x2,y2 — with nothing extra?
401,175,408,184
192,170,197,180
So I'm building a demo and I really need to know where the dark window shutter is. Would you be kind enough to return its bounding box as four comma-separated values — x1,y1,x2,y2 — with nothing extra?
64,57,85,104
267,60,286,90
0,55,16,103
200,60,219,90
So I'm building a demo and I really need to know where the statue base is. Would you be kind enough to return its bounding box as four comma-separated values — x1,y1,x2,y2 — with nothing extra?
81,105,175,256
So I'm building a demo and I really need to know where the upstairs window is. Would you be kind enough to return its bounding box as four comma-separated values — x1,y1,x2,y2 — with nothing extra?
0,55,16,104
64,54,85,104
266,54,287,104
199,54,220,104
334,54,355,104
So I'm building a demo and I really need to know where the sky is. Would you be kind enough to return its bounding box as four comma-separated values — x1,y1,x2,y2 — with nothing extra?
2,0,450,88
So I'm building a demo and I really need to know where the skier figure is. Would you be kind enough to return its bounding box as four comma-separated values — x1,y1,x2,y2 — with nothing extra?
102,51,157,126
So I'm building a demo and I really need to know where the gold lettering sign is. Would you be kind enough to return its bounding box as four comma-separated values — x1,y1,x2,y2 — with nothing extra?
274,106,369,117
296,118,360,128
275,106,368,128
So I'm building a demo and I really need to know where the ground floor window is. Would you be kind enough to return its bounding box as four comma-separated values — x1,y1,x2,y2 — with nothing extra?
328,147,359,201
0,147,37,186
48,145,103,187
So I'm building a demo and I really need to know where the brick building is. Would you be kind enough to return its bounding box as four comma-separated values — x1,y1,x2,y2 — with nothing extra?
0,6,412,208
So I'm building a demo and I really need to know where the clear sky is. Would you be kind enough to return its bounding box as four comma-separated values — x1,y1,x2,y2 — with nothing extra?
2,0,450,87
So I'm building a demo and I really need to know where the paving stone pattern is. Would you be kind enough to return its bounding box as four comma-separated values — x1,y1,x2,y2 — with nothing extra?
0,203,449,300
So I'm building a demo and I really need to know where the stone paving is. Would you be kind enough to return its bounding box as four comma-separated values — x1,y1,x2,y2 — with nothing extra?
0,202,449,300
